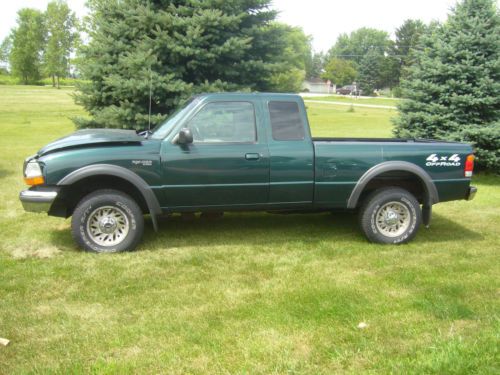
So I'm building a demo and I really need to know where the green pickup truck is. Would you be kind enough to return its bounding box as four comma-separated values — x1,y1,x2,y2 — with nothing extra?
20,93,477,252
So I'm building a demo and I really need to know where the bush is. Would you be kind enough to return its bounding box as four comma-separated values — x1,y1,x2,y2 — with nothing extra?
459,123,500,173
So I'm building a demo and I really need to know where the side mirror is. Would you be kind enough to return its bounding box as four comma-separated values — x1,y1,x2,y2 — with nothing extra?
177,128,193,145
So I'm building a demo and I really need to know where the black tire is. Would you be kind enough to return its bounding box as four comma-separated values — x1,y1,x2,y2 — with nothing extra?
359,187,421,244
71,189,144,253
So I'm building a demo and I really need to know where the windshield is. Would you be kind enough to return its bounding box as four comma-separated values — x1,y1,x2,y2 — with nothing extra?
150,97,199,139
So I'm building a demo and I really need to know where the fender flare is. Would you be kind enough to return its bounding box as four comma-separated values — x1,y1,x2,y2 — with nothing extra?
346,161,439,209
57,164,162,231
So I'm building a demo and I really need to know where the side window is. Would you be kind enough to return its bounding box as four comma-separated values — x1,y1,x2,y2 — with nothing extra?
268,101,305,141
187,101,256,143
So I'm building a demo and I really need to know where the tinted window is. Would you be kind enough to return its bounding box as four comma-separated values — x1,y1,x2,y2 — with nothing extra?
268,101,305,141
187,102,256,143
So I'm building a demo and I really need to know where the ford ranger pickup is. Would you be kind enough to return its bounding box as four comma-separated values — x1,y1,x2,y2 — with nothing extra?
19,93,477,252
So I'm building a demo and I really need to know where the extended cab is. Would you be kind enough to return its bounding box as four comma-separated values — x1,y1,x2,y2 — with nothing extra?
20,93,477,252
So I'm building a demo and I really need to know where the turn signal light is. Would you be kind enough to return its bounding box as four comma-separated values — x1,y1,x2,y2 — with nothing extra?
464,154,475,177
24,176,45,186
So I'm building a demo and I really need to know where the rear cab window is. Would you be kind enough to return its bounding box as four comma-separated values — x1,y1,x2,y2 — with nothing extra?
268,101,305,141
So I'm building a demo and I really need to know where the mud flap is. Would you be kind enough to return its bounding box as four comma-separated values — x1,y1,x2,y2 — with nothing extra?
422,205,432,228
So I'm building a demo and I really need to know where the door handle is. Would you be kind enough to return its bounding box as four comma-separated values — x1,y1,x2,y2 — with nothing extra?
245,153,260,160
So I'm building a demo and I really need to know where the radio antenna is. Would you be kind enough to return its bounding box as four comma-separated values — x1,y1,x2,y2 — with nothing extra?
148,67,152,132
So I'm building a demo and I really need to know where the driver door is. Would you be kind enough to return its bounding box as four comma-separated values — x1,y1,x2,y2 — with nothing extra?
160,100,270,209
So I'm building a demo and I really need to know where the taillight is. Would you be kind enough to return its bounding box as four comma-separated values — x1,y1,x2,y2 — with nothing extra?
465,154,474,177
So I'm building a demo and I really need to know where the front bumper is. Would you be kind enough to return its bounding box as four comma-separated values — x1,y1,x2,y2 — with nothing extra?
466,186,477,201
19,189,58,213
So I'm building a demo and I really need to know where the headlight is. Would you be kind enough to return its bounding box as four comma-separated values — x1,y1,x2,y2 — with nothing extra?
24,161,45,186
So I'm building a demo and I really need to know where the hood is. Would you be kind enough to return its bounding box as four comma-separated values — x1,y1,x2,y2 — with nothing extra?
37,129,145,156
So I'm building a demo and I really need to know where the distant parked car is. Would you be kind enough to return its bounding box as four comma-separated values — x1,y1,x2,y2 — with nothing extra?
336,85,362,96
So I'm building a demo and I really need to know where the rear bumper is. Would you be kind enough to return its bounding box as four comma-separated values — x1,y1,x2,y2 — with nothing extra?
19,189,58,213
466,186,477,201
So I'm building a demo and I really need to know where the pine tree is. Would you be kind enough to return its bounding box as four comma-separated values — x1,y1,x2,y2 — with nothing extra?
394,19,427,82
75,0,286,130
358,50,384,95
394,0,499,171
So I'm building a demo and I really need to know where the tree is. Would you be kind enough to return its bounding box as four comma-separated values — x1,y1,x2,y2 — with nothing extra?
75,0,290,130
9,9,46,84
0,37,11,65
268,23,311,92
328,28,392,64
307,52,325,79
321,58,357,87
394,0,500,172
358,50,384,95
394,19,427,82
44,0,78,88
327,27,396,92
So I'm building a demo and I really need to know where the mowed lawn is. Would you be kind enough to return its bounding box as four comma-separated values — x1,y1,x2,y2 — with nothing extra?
303,95,401,108
0,85,499,374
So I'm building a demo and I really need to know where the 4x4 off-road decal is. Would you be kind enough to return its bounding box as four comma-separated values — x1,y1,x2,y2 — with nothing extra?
426,153,461,167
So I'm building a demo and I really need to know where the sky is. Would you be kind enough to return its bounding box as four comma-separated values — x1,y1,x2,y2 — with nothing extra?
0,0,465,52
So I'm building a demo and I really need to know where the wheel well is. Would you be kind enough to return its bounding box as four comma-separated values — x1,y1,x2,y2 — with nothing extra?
52,175,149,218
357,170,426,207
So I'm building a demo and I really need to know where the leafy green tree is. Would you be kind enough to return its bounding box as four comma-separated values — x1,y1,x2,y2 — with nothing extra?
268,23,311,92
0,37,11,65
321,58,357,87
44,0,78,88
75,0,290,129
9,9,46,84
327,28,397,92
394,0,500,172
270,67,305,93
328,28,391,64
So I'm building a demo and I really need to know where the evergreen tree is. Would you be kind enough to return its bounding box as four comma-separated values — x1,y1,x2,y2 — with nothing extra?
307,52,325,79
9,9,46,84
394,19,427,82
358,50,384,95
394,0,499,171
44,0,78,88
75,0,287,130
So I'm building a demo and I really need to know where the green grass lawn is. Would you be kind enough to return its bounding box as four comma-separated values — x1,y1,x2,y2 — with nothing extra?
0,85,499,374
303,95,401,108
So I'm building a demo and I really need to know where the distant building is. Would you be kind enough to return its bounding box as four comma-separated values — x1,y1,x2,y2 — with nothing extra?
302,78,335,94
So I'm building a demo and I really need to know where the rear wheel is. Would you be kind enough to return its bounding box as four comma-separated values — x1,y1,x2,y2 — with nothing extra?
359,187,421,244
71,189,144,253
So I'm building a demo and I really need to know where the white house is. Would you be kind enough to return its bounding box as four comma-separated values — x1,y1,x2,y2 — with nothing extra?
302,78,335,94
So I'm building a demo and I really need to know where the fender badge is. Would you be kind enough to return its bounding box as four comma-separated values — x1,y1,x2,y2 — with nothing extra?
132,160,153,166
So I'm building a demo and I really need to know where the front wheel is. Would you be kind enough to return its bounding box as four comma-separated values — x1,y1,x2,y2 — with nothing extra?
71,189,144,253
359,187,421,244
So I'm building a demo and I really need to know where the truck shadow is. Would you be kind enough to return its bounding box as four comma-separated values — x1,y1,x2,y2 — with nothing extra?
140,211,483,250
48,211,483,253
